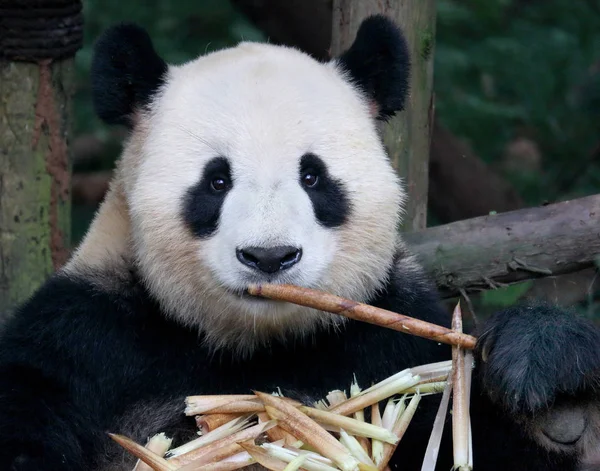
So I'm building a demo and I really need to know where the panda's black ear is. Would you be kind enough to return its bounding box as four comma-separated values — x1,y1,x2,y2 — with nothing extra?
91,23,168,127
336,15,410,121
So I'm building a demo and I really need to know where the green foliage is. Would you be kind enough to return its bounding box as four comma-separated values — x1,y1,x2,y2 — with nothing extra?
480,280,534,307
435,0,600,204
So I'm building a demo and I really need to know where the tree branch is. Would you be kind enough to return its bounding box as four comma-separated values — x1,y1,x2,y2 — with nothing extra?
404,194,600,298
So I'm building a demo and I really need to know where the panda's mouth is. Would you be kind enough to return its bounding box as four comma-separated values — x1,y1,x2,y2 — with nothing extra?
226,287,274,303
225,281,301,305
222,271,313,304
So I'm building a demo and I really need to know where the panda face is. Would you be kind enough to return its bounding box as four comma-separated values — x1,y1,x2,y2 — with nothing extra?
124,42,406,352
92,19,411,353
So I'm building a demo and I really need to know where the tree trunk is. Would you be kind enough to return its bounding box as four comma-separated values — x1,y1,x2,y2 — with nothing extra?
0,1,82,315
429,119,524,223
404,194,600,298
330,0,436,232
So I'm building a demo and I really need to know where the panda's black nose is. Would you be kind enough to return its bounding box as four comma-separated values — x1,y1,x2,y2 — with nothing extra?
236,246,302,274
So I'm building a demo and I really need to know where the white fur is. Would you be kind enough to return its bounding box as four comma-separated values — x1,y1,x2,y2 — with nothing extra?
108,42,405,354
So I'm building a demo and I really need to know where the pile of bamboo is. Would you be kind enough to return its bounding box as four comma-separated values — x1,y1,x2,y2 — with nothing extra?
110,284,476,471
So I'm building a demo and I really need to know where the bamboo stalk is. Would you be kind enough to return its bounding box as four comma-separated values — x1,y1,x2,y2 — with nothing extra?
256,391,360,471
402,381,447,395
414,375,449,385
377,394,421,470
328,374,420,417
109,434,178,471
258,412,299,445
168,421,276,467
238,442,289,471
283,444,334,465
451,303,470,471
196,414,242,434
203,400,271,414
299,406,398,444
283,453,309,471
326,390,348,407
186,395,301,415
411,360,452,379
167,415,252,459
381,399,397,431
133,433,173,471
350,380,371,455
179,451,256,471
268,443,332,464
421,379,453,471
465,351,474,470
247,284,476,349
361,370,411,396
262,443,340,471
339,430,377,467
370,405,384,465
185,395,257,415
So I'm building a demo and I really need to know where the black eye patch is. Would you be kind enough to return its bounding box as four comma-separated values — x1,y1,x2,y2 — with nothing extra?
182,157,232,238
299,153,351,228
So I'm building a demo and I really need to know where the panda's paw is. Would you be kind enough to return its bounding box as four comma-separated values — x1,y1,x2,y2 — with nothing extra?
475,302,600,413
475,302,600,454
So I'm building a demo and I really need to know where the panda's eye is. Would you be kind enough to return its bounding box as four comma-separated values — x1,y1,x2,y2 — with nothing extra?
211,176,230,192
302,172,319,188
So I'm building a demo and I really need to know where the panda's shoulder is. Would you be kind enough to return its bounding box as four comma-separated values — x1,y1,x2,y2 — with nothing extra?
10,268,140,321
371,246,450,329
0,267,154,363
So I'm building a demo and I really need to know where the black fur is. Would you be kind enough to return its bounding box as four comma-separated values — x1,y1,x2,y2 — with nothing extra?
0,263,446,470
475,303,600,415
337,15,410,120
182,156,233,238
0,255,596,470
91,23,168,127
299,153,351,227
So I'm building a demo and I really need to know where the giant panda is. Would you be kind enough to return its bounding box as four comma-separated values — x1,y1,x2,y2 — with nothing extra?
1,14,599,471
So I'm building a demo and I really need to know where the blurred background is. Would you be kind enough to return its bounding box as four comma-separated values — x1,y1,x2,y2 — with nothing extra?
68,0,600,318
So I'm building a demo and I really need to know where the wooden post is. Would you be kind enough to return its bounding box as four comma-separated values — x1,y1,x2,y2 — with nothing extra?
0,1,83,315
330,0,436,232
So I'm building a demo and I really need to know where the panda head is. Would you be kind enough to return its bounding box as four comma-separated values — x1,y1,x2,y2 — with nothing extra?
90,16,410,353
